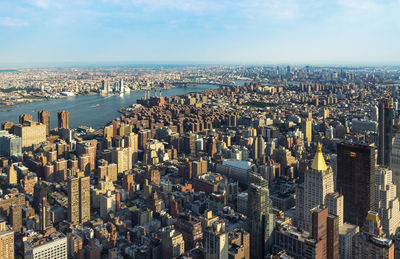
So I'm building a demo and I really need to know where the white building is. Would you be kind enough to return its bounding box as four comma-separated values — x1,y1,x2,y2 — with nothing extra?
296,143,341,231
24,232,68,259
99,191,116,219
375,166,400,236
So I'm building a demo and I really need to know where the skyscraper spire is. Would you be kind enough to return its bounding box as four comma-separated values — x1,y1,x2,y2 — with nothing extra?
311,142,327,171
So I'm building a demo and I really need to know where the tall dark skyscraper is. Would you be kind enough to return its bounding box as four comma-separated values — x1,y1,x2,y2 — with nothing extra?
378,94,393,166
247,174,275,259
57,110,69,129
336,142,376,227
38,110,50,136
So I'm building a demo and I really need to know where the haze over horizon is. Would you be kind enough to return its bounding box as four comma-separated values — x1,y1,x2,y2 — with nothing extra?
1,0,400,65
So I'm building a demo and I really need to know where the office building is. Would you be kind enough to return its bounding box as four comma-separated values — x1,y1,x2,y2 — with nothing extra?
337,142,376,227
378,96,393,166
14,121,46,147
0,130,22,157
247,174,275,258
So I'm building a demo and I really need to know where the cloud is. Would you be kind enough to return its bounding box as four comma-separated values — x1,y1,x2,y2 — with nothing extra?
0,17,29,26
27,0,64,9
336,0,382,10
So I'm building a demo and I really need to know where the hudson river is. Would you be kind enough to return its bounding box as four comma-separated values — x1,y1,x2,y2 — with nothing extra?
0,84,220,129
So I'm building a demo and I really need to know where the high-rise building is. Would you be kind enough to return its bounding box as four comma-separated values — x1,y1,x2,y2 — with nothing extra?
301,118,312,143
19,113,32,124
247,174,275,258
68,176,90,223
38,110,50,136
39,197,52,232
378,96,393,166
390,132,400,198
0,130,22,158
337,142,376,227
353,211,394,259
374,166,400,236
0,221,14,259
13,121,46,147
204,220,228,259
310,206,339,259
9,205,22,233
296,143,342,231
253,136,266,161
57,111,69,129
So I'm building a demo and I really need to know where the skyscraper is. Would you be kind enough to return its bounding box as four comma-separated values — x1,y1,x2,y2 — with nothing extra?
296,143,341,231
301,117,312,144
337,142,376,227
68,176,90,223
57,111,69,129
374,166,400,236
378,95,393,166
39,197,52,232
247,174,275,259
38,110,50,136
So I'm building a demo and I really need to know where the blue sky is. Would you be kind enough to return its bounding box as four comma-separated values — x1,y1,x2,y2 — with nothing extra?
0,0,399,65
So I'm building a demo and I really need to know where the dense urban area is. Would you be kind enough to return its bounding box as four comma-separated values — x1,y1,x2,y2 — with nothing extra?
1,65,400,259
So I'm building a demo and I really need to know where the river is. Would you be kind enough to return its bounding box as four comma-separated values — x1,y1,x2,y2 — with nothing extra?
0,84,221,129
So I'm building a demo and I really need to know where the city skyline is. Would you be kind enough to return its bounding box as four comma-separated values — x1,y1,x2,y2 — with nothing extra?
0,0,399,65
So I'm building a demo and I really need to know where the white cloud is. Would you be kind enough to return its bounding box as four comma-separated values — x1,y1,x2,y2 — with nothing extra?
0,17,29,26
337,0,382,10
27,0,64,9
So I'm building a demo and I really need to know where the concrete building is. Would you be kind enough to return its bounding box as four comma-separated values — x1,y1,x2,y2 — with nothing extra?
338,223,359,259
301,118,312,143
353,211,394,259
68,176,90,223
14,121,46,147
0,221,14,259
158,226,185,259
204,220,228,259
374,166,400,236
24,232,68,259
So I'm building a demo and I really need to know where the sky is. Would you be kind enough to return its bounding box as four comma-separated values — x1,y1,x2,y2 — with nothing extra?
0,0,399,65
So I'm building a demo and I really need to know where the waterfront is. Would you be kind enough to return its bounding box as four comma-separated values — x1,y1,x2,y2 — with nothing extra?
0,84,221,129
